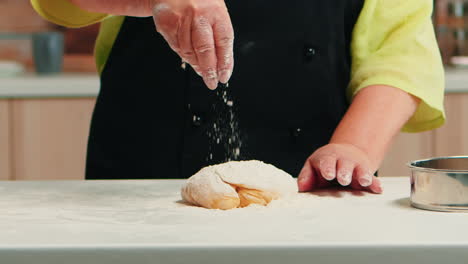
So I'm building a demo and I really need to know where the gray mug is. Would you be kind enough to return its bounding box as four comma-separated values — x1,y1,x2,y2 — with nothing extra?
32,32,64,74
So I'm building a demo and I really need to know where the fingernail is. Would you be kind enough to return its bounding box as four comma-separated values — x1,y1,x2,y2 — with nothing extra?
375,186,383,194
323,170,335,181
297,176,307,192
203,70,218,90
218,69,232,84
375,182,383,193
205,79,218,90
339,172,352,186
359,174,372,187
297,176,304,183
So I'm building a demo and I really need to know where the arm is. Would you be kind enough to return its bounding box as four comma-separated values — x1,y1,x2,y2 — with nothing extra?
297,85,418,194
30,0,109,28
297,0,444,194
69,0,153,17
330,84,419,173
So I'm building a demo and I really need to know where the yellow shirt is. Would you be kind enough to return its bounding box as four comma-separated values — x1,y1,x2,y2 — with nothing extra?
31,0,446,133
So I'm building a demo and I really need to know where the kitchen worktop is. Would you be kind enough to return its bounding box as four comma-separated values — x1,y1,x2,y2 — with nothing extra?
0,68,468,98
0,73,99,98
1,177,467,264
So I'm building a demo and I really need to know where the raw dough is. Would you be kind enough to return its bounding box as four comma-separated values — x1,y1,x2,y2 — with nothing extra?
181,160,298,210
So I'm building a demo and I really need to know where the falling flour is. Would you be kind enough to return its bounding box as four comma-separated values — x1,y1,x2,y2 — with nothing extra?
181,60,242,162
207,83,243,162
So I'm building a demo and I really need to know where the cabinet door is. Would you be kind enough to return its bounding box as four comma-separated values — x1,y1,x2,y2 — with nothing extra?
380,93,468,176
0,100,11,180
11,98,95,180
379,131,433,177
433,94,468,156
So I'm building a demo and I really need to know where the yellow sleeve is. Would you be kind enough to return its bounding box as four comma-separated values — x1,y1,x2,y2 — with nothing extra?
30,0,109,28
349,0,445,133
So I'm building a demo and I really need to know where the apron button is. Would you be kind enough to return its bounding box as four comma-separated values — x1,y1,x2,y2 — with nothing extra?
290,127,302,138
192,115,203,127
304,46,316,61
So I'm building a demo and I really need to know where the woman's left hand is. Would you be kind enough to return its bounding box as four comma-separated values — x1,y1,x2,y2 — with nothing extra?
297,143,383,194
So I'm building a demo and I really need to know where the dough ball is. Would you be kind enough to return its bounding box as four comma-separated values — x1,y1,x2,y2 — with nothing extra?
181,166,240,210
181,160,298,210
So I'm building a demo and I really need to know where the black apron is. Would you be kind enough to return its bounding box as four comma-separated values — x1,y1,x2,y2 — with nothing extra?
86,0,365,179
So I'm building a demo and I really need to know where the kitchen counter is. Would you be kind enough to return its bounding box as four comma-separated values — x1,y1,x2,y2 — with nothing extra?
444,68,468,92
0,73,99,98
1,177,467,264
0,68,468,98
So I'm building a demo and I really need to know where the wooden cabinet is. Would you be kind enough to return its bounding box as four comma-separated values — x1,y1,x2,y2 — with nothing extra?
11,98,95,180
0,100,11,180
433,94,468,157
380,94,468,176
379,131,433,177
1,98,95,180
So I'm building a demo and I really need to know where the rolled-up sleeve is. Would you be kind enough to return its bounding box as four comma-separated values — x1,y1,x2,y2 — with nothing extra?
31,0,108,28
349,0,445,133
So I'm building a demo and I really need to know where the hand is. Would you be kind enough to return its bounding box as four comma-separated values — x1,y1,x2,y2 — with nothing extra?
297,143,383,194
151,0,234,89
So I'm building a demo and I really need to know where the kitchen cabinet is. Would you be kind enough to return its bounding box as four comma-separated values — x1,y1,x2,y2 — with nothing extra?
433,94,468,156
0,100,11,180
10,98,95,180
379,131,433,177
2,95,468,179
380,94,468,176
0,98,95,180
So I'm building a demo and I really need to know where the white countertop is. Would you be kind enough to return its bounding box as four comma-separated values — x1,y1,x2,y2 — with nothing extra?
0,73,99,98
1,177,467,264
0,68,467,98
444,68,468,92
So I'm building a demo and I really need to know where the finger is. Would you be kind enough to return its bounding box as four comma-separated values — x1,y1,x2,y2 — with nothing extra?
367,176,383,194
336,159,354,186
192,16,218,90
317,155,337,181
153,6,181,53
298,159,331,192
177,14,198,69
355,165,372,187
297,161,316,192
349,172,365,190
310,158,334,189
212,15,234,84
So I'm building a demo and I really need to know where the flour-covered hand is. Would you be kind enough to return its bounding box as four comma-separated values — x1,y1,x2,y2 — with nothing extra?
297,143,383,194
151,0,234,89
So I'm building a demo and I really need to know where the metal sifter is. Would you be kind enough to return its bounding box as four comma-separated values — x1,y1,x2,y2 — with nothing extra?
408,156,468,212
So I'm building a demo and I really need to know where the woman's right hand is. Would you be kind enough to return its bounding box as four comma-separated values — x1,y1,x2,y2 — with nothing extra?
150,0,234,89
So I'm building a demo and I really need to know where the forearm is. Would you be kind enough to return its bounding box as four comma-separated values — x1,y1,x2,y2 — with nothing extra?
69,0,153,17
330,85,419,171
